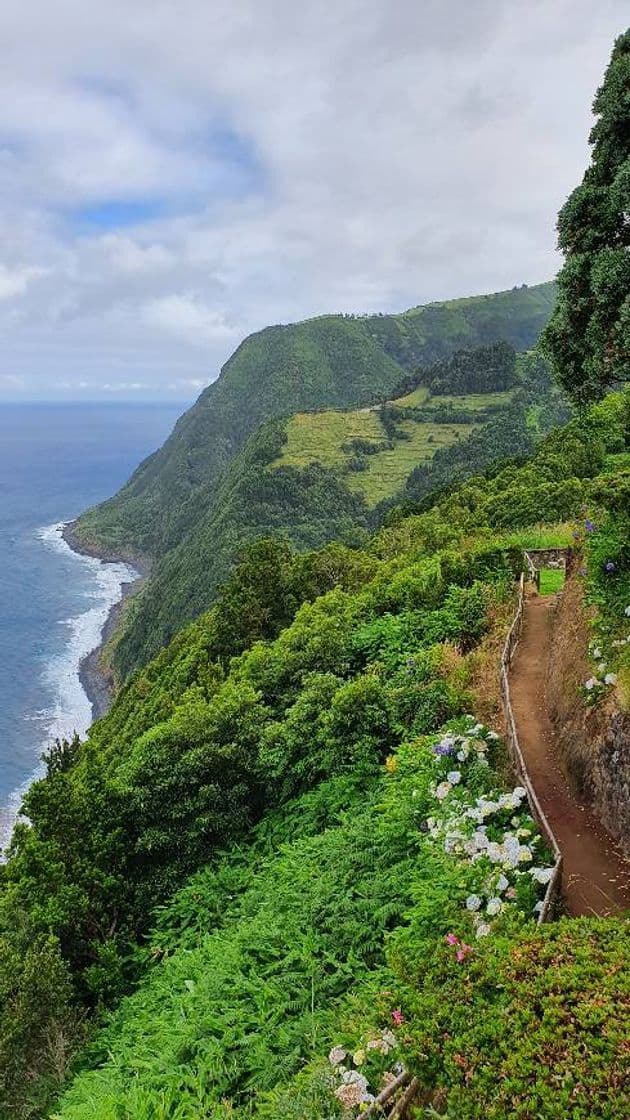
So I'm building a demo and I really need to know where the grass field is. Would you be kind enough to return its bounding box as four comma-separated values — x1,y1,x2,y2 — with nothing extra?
393,386,431,408
274,409,384,469
538,568,565,595
272,384,516,508
345,419,473,504
428,389,516,410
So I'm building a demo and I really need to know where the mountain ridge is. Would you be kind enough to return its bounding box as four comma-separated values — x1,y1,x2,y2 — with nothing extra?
73,281,556,562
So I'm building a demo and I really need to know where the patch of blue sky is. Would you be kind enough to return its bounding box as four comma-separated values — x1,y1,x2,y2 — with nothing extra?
72,199,168,230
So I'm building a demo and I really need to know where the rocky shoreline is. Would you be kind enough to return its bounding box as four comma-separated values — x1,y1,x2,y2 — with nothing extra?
62,520,150,722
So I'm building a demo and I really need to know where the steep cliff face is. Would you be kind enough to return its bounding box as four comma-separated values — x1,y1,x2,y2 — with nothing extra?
546,574,630,854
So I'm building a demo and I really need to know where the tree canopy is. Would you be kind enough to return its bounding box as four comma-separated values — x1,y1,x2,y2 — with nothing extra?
542,30,629,404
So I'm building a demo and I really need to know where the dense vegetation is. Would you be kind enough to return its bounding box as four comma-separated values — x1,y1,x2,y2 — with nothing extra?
542,29,629,404
108,346,567,679
73,282,555,562
1,387,628,1118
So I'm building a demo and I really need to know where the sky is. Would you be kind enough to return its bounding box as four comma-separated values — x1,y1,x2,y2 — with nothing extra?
0,1,627,402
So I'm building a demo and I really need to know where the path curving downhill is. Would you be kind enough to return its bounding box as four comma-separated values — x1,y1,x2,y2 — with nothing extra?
509,592,630,917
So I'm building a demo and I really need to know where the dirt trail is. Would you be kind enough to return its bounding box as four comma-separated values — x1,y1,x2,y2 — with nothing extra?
509,592,630,917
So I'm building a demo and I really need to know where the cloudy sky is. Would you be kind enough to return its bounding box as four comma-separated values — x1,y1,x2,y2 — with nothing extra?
0,0,626,401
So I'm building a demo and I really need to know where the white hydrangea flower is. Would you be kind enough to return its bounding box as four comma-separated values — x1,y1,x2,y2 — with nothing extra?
329,1046,347,1066
530,866,554,884
487,730,500,741
604,673,617,685
533,901,544,913
512,787,527,802
466,894,482,911
487,842,504,863
447,770,462,785
457,748,469,762
475,921,491,938
592,647,602,659
625,605,630,616
435,781,452,800
496,874,509,893
486,897,502,916
518,847,533,863
585,678,598,690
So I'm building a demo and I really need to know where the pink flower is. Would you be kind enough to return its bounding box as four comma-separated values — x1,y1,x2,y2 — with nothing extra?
391,1008,405,1026
445,933,459,946
456,943,473,963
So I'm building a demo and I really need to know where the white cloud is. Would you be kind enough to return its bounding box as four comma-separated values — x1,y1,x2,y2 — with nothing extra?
0,263,47,300
0,0,626,399
142,295,238,347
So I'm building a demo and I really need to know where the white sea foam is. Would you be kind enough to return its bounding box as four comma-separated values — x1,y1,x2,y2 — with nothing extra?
0,522,139,854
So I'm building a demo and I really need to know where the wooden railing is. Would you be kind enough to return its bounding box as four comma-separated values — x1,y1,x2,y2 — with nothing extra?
500,573,563,923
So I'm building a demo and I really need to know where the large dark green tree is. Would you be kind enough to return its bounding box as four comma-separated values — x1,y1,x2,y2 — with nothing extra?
542,30,629,404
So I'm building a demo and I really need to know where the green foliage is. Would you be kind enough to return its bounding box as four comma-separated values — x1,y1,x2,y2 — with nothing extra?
394,918,629,1119
2,389,629,1117
542,31,630,404
538,568,565,595
71,286,556,676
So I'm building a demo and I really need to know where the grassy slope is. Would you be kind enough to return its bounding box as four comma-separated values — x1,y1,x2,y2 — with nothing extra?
73,283,555,559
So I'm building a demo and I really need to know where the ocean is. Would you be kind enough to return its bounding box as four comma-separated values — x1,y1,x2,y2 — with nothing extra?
0,401,184,852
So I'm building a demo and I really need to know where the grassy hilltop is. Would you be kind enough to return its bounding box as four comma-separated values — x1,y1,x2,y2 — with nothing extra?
73,282,555,562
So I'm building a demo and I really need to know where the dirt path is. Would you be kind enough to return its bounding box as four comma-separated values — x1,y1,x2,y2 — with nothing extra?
509,592,630,917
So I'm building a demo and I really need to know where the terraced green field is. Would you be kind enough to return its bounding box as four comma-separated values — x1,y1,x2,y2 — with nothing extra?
274,408,384,469
345,418,473,503
428,389,516,410
273,385,521,507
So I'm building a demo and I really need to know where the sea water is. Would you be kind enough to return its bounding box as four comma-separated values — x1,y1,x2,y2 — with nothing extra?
0,401,184,851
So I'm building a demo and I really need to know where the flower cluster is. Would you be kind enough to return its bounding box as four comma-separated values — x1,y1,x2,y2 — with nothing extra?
328,1027,400,1112
445,932,473,962
584,630,625,703
423,717,554,932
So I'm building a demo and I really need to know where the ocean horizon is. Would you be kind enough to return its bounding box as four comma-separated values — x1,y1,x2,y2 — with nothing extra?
0,401,184,852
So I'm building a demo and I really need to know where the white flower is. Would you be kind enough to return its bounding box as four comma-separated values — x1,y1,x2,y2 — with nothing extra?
533,901,544,913
475,921,491,938
604,673,617,685
486,897,502,916
496,874,509,893
487,842,504,863
530,866,554,885
585,678,598,690
457,748,469,762
466,894,482,911
512,787,527,802
487,731,500,741
592,647,602,659
598,661,607,673
518,847,533,863
435,781,452,801
329,1047,347,1066
447,770,462,785
624,605,630,617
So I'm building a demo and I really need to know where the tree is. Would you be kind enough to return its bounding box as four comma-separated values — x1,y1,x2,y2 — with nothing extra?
542,30,629,404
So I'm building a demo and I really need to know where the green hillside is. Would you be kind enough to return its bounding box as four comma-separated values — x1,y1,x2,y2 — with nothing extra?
1,390,628,1119
106,345,569,679
72,282,555,561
